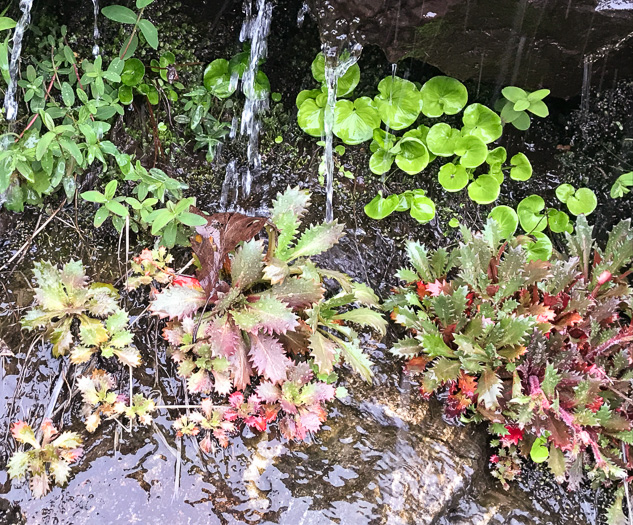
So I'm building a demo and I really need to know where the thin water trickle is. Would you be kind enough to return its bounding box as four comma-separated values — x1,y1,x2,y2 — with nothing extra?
383,63,397,139
239,0,273,198
581,57,593,112
91,0,101,57
4,0,34,121
322,44,363,223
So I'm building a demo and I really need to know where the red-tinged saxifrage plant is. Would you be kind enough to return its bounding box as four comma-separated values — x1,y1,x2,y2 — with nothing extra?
7,420,83,498
134,186,386,443
385,216,633,511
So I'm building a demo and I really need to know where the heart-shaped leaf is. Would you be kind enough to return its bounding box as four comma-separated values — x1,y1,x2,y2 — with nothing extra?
467,174,500,204
121,58,145,87
566,187,597,216
510,152,532,181
374,76,421,130
517,195,547,232
333,97,380,145
364,192,399,220
462,103,503,144
525,232,552,262
488,205,518,238
454,135,488,168
555,183,575,204
311,52,360,97
420,76,468,117
395,136,429,174
203,59,237,99
409,194,436,224
438,162,468,192
297,97,325,137
426,123,460,157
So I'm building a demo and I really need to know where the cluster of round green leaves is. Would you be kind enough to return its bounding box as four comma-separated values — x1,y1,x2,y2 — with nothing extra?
555,184,597,216
496,86,550,131
364,189,435,224
117,52,177,105
296,54,541,225
203,47,270,100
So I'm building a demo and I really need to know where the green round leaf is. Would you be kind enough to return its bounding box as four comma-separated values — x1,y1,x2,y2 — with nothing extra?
420,76,468,117
530,437,549,463
509,152,533,181
271,92,282,102
409,194,436,223
525,232,553,262
555,183,575,204
369,149,395,175
547,209,570,233
364,192,399,220
489,205,518,238
486,146,507,167
296,88,321,109
517,195,547,232
448,217,460,228
501,86,528,103
118,85,134,105
462,103,503,144
228,50,249,79
374,76,421,130
297,98,324,137
244,70,270,100
333,97,381,145
121,58,145,87
395,137,429,175
566,187,597,216
310,52,360,97
438,162,468,192
467,175,500,205
426,123,460,157
203,59,237,99
454,135,488,168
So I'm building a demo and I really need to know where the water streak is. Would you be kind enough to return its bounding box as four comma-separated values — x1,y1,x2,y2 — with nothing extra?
4,0,35,121
322,44,362,223
297,1,309,27
581,56,592,112
220,160,239,211
239,0,272,198
92,0,101,56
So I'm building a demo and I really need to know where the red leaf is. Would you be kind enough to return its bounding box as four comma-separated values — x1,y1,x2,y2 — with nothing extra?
248,333,290,384
190,208,269,297
500,425,523,447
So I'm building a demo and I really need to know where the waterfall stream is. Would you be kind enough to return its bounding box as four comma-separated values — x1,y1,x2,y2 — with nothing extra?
322,45,362,223
239,0,273,198
4,0,34,121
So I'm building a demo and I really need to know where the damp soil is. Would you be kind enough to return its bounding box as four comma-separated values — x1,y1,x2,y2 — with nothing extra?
1,0,632,523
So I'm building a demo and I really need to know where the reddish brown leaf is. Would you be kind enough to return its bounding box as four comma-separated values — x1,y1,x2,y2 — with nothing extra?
189,208,269,296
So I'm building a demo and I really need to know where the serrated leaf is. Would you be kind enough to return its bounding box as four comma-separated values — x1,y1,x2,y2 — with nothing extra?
421,333,455,357
272,186,311,258
542,363,561,398
30,473,51,498
476,368,503,409
113,346,141,367
309,331,339,374
49,459,72,485
248,333,290,383
391,337,423,357
405,241,434,281
432,357,461,382
232,295,298,335
206,315,240,358
51,431,82,449
332,308,387,336
79,316,108,346
338,338,373,381
7,451,30,479
231,239,264,290
149,285,207,320
271,276,324,308
284,221,345,261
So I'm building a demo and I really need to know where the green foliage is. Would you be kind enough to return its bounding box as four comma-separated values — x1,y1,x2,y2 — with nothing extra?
387,217,633,502
102,1,158,57
20,260,140,367
555,183,598,216
149,187,384,392
610,172,633,199
295,53,541,227
497,86,550,130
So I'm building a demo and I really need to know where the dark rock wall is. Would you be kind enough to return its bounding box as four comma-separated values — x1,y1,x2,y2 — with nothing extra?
308,0,633,98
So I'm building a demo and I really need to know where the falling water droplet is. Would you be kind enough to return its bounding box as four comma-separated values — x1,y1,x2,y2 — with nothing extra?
297,1,309,27
4,0,35,121
220,160,239,211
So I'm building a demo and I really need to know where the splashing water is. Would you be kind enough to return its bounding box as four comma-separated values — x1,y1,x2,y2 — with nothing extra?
297,2,310,27
4,0,34,121
92,0,101,57
220,160,239,211
322,44,363,223
239,0,273,198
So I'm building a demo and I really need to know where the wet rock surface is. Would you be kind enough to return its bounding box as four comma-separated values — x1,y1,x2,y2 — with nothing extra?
308,0,633,98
